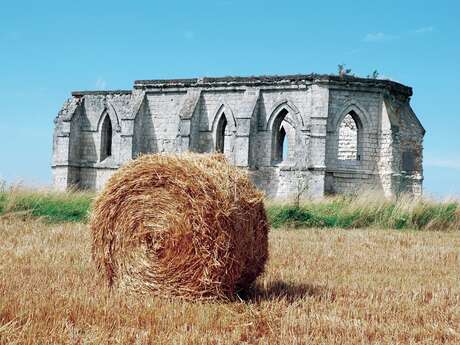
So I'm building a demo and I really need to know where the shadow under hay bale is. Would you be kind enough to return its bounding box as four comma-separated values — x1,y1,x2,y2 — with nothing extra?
90,153,269,300
239,281,327,303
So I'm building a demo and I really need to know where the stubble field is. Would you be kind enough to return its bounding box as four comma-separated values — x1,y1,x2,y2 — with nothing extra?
1,217,459,344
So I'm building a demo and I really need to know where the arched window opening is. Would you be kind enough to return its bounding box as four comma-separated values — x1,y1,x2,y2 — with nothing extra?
272,109,291,164
338,111,361,161
275,125,287,162
100,115,112,161
215,113,228,153
282,126,289,160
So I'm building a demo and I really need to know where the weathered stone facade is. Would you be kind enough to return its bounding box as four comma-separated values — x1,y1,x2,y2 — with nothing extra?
52,74,425,198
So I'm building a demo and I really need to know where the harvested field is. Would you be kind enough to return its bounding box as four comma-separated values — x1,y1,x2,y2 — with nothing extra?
1,218,459,344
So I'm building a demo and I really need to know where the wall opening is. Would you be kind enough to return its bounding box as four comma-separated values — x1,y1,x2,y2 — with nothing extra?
337,111,361,161
277,125,287,162
215,113,228,153
100,115,112,161
272,108,291,164
402,151,415,173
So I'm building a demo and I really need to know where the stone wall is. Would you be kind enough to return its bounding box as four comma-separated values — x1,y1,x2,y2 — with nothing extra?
52,75,424,198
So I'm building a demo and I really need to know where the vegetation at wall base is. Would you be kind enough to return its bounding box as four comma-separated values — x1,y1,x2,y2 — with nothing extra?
0,187,458,230
0,188,93,223
266,194,460,230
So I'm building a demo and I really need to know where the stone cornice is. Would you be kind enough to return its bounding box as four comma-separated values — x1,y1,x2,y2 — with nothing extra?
68,75,412,99
133,74,412,97
71,90,132,96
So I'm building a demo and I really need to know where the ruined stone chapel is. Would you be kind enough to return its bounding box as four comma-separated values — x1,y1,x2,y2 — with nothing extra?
52,74,424,198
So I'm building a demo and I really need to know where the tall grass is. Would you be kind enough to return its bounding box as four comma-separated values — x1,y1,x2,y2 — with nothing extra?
266,192,460,231
0,187,93,223
0,187,458,230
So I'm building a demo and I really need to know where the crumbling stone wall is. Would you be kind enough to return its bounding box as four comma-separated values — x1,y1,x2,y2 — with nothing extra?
52,75,424,198
393,101,424,195
325,86,383,195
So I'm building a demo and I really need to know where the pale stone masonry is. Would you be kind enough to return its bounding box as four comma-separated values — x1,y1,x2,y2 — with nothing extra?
52,74,425,198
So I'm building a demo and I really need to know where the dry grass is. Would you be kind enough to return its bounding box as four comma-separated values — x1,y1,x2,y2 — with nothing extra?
1,218,459,344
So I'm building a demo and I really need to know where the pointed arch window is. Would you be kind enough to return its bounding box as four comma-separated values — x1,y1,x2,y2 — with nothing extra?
272,108,291,164
100,115,112,161
278,125,287,162
337,111,362,161
215,113,228,153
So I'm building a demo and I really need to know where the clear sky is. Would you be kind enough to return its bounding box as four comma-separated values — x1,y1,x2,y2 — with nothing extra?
0,0,459,197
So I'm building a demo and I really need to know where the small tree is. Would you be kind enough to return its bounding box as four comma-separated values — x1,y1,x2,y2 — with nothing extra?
371,70,379,79
294,175,309,209
338,64,352,77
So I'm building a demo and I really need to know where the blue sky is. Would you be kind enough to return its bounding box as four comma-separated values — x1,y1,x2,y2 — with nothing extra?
0,0,459,197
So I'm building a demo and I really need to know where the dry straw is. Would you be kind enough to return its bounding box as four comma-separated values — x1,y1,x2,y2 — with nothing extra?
90,153,269,299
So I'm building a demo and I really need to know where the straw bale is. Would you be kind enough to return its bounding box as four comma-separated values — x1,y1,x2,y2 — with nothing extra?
90,153,269,299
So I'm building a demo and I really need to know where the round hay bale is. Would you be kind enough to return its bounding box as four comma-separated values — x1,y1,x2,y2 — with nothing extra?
90,153,269,299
